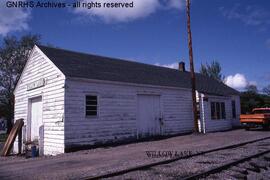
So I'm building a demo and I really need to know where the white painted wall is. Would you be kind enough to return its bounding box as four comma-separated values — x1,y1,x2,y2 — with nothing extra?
64,78,193,149
14,46,65,155
13,46,241,155
231,95,241,127
137,95,161,137
198,93,241,133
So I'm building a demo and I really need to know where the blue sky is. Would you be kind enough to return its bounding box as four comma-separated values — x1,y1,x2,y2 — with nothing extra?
0,0,270,91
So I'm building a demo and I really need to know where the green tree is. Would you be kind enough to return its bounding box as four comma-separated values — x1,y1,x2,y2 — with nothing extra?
0,34,40,133
240,84,270,114
245,84,258,94
200,61,224,82
263,85,270,96
0,104,5,118
240,92,263,113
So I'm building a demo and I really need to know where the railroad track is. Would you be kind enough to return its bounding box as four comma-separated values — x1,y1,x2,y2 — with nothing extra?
85,136,270,180
183,149,270,180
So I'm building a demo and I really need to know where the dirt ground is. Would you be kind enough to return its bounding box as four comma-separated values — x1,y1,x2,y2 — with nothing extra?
0,129,269,179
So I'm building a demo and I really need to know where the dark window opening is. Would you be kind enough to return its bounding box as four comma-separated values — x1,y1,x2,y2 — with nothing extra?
211,102,216,119
216,102,221,119
86,95,98,116
232,100,236,118
211,101,226,120
221,102,226,119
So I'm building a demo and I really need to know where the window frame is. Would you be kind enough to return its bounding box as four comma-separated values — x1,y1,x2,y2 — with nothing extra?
216,102,221,119
85,94,99,118
231,100,236,119
211,101,226,120
211,102,216,120
221,102,226,119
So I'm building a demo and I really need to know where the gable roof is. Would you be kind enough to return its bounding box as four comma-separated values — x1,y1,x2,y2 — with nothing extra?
37,45,239,96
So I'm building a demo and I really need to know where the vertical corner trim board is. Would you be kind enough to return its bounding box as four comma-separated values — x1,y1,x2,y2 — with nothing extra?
1,119,24,156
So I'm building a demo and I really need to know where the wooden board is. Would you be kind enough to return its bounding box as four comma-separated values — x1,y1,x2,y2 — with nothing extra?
1,119,24,156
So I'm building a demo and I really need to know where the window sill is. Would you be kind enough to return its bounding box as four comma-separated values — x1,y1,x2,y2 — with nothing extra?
85,116,99,119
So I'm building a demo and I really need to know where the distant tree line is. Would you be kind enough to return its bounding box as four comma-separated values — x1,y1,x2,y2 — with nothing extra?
200,61,270,114
240,85,270,114
263,85,270,96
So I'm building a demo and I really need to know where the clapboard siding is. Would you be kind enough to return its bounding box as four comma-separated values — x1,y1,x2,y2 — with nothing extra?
64,79,193,148
231,95,241,127
14,47,65,155
200,94,240,133
162,93,193,134
13,45,241,155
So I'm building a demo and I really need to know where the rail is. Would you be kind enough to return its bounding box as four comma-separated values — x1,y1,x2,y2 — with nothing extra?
85,136,270,180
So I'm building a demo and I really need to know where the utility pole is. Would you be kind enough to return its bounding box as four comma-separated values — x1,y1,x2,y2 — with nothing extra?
186,0,199,132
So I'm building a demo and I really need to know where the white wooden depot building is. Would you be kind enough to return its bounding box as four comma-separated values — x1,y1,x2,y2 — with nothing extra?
14,45,241,155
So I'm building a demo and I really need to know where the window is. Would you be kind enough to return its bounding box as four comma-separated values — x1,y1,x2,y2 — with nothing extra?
216,102,221,119
232,100,236,118
211,102,216,119
221,102,226,119
86,95,98,116
211,102,226,120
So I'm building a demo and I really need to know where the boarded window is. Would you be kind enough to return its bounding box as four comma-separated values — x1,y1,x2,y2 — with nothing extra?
86,95,98,116
232,100,236,118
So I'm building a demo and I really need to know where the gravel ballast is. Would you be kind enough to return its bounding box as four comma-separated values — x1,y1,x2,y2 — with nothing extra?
108,139,270,179
0,129,269,179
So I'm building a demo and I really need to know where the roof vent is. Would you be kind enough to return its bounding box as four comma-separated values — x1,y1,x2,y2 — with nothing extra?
178,61,186,72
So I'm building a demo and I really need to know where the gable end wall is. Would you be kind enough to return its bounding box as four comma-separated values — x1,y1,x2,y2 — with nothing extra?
14,47,65,155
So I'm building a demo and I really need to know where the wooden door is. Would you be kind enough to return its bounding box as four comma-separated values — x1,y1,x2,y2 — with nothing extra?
30,97,43,141
137,95,161,137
